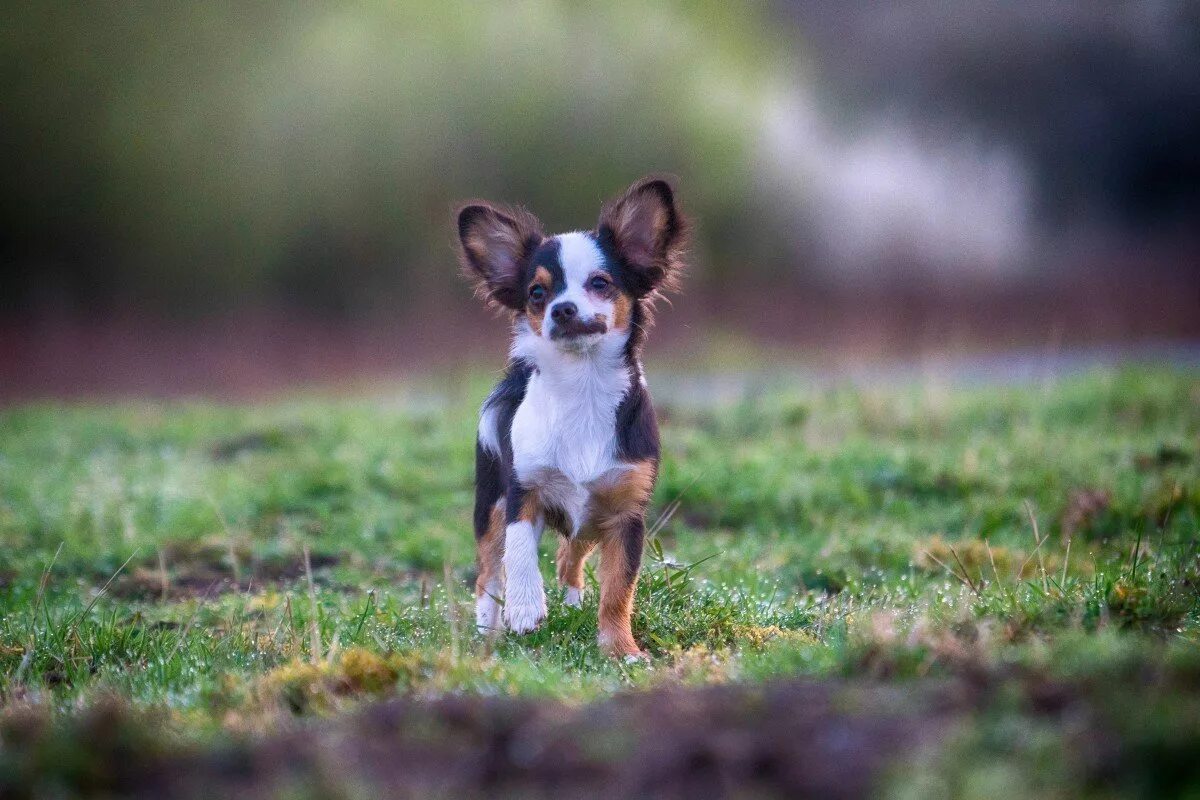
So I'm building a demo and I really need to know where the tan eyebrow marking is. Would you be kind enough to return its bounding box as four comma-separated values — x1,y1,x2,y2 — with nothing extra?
526,266,553,336
530,266,553,291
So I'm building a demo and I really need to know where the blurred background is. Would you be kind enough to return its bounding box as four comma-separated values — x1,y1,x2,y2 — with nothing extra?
3,1,1198,399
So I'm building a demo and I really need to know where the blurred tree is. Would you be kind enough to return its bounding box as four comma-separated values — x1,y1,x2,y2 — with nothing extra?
4,1,1197,318
1,1,790,316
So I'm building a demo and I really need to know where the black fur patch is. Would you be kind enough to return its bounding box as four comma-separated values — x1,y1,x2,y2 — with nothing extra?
474,359,533,537
529,239,566,296
591,232,634,290
619,514,646,585
505,478,531,526
588,233,651,355
614,378,660,463
473,441,504,540
625,295,649,357
594,225,669,299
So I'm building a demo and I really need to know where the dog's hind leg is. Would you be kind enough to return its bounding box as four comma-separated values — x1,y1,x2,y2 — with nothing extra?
473,440,507,633
556,536,597,608
474,500,505,632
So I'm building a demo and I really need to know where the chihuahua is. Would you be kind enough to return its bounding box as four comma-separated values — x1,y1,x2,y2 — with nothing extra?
457,176,687,658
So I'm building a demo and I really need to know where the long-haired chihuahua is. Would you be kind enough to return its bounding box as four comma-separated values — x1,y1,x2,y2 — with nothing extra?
457,176,687,658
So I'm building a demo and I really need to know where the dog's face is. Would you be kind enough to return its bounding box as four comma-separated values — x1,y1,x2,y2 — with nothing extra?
458,177,686,353
521,232,630,352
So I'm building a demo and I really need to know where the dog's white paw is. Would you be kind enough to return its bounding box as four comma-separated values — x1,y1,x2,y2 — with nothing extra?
501,519,545,634
563,586,583,608
504,595,547,634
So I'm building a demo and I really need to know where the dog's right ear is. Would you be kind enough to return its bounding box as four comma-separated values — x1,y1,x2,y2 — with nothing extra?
457,202,544,311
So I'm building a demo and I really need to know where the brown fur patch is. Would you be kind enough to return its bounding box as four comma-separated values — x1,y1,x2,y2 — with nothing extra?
474,501,505,598
583,270,632,332
462,232,493,267
556,537,597,590
589,461,656,531
598,532,640,657
590,462,654,657
526,266,552,336
611,291,633,331
517,489,542,524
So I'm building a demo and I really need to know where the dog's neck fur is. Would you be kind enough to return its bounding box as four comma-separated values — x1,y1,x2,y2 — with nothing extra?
509,315,638,393
508,316,638,488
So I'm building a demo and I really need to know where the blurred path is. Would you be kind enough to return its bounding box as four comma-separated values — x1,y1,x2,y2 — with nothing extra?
1,298,1197,403
650,342,1200,408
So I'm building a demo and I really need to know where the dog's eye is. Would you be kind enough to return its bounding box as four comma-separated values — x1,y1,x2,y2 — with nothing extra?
588,275,610,291
528,285,546,302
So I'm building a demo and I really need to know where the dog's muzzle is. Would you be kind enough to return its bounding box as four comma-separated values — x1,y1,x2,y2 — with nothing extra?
549,317,608,340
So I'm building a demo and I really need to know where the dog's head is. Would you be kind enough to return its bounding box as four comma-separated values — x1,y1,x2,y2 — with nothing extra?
457,176,687,353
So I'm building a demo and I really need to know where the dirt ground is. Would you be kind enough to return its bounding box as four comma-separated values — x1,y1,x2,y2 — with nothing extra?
4,668,1150,800
2,680,951,799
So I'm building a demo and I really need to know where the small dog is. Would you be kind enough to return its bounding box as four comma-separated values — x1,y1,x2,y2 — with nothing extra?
457,176,687,658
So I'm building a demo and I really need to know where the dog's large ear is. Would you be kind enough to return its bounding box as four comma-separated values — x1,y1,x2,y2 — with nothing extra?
457,202,545,310
596,175,688,297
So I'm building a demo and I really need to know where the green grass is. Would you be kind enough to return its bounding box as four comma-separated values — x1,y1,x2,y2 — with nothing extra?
1,366,1198,789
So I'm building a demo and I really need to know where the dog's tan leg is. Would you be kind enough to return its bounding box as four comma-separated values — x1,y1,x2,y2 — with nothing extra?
597,515,645,658
556,536,597,608
474,501,505,632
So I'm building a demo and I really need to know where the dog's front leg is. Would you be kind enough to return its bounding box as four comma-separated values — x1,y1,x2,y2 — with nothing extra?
597,514,646,658
503,505,547,634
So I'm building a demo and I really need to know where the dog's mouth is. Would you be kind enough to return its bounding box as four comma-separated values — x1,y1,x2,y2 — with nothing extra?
549,318,607,341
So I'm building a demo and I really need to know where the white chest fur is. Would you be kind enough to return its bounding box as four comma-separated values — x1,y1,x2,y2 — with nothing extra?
512,369,627,482
509,331,632,533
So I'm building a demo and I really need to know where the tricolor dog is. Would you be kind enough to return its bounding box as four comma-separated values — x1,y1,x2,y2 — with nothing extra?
457,176,687,658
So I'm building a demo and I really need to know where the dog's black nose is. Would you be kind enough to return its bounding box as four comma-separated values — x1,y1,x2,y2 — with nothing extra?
550,302,577,322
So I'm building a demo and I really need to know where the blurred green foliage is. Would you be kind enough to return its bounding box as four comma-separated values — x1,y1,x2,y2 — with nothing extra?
3,1,793,313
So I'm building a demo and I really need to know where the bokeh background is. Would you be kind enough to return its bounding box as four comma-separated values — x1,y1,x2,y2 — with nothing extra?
3,1,1198,398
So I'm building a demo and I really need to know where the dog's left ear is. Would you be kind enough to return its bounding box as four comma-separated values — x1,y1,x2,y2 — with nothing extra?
596,175,688,297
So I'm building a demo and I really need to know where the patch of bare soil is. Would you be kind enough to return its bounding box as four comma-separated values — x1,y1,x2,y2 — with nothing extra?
105,542,345,601
1,679,967,800
13,662,1200,799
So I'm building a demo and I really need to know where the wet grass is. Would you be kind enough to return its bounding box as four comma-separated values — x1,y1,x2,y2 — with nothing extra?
1,365,1198,796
